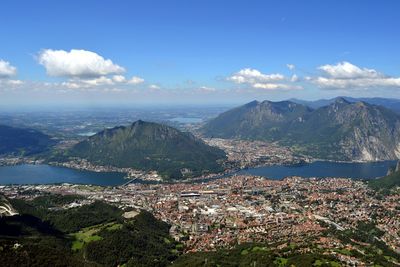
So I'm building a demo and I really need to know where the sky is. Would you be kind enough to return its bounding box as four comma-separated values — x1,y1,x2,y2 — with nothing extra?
1,0,400,107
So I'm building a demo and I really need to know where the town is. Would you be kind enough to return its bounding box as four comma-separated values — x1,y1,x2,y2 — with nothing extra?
203,138,312,168
2,174,399,266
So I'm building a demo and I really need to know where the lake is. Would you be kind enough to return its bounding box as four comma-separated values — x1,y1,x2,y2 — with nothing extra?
0,161,396,185
169,117,203,123
0,164,127,186
237,160,396,180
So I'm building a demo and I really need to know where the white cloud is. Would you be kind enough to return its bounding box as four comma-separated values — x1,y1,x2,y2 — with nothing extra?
60,74,145,90
82,76,114,86
0,60,17,78
286,64,295,71
112,75,126,83
228,68,284,84
227,68,301,90
61,76,114,89
103,88,124,93
127,76,144,85
0,79,25,93
252,83,302,90
313,76,400,89
149,84,160,90
318,61,381,79
7,80,24,85
38,49,125,78
198,86,216,92
312,61,400,89
0,79,24,88
61,81,81,89
290,74,298,82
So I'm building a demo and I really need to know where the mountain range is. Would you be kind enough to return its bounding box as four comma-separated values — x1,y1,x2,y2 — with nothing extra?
290,96,400,114
0,125,56,156
68,120,226,179
201,98,400,161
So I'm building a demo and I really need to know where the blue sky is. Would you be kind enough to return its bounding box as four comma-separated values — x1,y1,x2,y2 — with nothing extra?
1,0,400,106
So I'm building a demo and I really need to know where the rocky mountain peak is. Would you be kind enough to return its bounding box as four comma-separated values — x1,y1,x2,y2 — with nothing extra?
334,97,350,105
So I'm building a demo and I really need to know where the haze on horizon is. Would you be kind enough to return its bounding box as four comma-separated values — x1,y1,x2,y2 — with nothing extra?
1,0,400,107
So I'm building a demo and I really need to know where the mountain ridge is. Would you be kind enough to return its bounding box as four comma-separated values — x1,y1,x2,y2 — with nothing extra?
290,96,400,113
201,99,400,161
0,125,56,156
68,120,226,179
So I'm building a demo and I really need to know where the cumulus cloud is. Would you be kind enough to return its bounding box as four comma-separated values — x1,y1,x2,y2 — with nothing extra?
290,74,299,82
149,84,160,90
61,75,145,89
0,79,24,88
227,68,301,90
286,64,295,71
127,76,145,85
38,49,125,78
34,49,148,90
312,61,400,89
61,76,114,89
82,76,114,86
318,61,381,79
6,80,24,85
313,76,400,89
228,68,284,84
0,60,17,78
112,75,126,83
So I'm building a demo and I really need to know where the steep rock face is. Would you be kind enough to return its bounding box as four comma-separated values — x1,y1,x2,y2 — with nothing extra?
202,98,400,161
307,99,400,161
201,100,312,141
69,120,226,179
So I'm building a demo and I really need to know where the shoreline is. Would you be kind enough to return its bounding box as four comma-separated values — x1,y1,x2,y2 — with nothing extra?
0,160,395,186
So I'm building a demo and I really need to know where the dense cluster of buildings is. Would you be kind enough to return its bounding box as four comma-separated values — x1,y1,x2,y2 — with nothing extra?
204,138,312,167
0,156,43,166
2,174,399,265
51,158,162,181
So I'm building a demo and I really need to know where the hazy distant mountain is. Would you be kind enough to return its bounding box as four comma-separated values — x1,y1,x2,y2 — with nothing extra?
0,125,56,156
290,97,400,113
201,98,400,161
69,120,226,179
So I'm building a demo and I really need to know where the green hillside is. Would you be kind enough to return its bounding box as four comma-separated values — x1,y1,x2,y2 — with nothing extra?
68,120,226,179
369,167,400,191
0,125,56,156
0,194,180,267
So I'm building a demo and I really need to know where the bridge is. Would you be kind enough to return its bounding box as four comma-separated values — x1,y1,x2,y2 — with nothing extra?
120,178,138,187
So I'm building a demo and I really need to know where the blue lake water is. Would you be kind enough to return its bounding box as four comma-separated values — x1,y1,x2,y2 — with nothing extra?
169,117,203,123
0,161,396,185
0,164,126,186
238,160,396,180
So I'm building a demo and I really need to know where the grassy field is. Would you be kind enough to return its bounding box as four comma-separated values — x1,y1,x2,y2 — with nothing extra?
70,222,123,251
